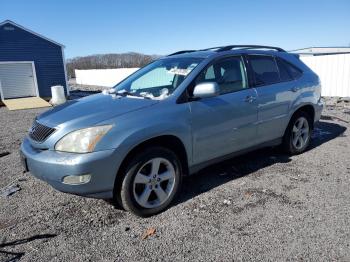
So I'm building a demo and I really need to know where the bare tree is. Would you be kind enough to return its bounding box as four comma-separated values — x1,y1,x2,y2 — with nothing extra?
67,52,160,78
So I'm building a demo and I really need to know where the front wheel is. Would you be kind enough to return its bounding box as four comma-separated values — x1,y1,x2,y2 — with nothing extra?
118,147,182,217
283,111,312,155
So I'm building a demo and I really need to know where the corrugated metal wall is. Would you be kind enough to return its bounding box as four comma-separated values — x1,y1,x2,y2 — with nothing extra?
0,22,67,98
300,54,350,97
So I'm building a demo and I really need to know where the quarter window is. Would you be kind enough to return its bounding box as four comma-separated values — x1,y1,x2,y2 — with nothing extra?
285,60,302,79
276,58,294,81
248,55,280,86
276,58,303,81
195,56,248,94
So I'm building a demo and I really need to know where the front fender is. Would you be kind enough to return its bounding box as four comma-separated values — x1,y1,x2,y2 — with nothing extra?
114,122,192,164
94,101,193,165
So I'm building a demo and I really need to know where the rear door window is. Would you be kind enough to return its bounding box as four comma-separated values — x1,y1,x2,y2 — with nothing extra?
248,55,280,86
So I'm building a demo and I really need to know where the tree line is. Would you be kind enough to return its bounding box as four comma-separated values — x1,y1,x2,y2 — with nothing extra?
66,52,160,78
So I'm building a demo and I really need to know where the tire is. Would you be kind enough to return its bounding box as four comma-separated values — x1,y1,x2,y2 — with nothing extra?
118,147,182,217
282,111,312,155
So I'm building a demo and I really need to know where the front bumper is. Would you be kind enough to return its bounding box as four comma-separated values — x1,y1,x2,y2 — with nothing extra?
20,137,121,199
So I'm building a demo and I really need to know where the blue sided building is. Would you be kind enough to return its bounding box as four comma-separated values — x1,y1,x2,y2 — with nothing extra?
0,20,68,100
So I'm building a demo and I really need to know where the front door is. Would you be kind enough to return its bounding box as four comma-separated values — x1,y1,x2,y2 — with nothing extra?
189,56,258,165
0,62,37,99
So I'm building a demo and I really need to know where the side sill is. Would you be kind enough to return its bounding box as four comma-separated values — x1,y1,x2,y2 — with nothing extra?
188,138,282,175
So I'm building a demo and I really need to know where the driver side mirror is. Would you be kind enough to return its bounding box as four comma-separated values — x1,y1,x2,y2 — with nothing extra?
192,82,220,99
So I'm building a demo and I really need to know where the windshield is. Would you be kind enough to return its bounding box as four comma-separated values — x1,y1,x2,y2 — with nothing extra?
113,57,203,100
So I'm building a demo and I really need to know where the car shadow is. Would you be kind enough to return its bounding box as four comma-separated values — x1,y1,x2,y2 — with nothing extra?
0,234,56,262
175,121,346,206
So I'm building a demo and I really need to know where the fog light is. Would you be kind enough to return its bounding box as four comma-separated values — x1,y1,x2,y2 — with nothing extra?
62,174,91,185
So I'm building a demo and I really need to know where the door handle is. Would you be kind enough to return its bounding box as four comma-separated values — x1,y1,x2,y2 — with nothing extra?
291,87,300,92
244,95,256,103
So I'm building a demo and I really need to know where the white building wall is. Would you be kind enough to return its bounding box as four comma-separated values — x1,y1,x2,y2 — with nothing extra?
75,68,139,87
300,54,350,97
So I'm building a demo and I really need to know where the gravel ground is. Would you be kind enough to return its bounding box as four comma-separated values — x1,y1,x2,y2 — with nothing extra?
0,98,349,261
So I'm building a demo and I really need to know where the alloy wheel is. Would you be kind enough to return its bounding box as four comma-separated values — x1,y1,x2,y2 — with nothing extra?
292,116,310,150
133,157,176,209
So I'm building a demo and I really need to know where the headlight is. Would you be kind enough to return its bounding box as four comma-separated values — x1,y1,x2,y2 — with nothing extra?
55,125,112,153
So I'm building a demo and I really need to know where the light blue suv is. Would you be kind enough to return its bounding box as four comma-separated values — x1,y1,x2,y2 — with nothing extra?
21,45,323,216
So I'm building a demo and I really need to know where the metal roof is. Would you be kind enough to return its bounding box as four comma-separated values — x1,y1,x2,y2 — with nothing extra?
289,47,350,55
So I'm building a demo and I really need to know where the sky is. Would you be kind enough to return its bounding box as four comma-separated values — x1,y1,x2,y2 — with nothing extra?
1,0,350,58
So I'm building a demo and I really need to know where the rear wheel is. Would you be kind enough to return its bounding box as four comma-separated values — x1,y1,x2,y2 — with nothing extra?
118,147,182,217
283,111,312,155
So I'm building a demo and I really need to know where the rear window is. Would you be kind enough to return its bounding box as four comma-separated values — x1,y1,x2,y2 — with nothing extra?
248,55,280,86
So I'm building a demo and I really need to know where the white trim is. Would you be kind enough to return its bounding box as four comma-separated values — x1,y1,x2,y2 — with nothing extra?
0,61,36,64
0,61,39,100
31,62,40,97
61,46,70,96
0,77,4,100
0,20,64,47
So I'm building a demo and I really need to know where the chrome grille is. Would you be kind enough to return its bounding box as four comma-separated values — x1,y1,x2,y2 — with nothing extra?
29,121,56,142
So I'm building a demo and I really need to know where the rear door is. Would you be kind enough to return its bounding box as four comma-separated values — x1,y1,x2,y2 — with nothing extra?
189,56,258,165
0,62,37,99
247,55,300,143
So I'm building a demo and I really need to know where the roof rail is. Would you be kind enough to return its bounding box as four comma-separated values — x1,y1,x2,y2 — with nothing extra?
167,45,286,56
167,50,197,56
216,45,286,52
167,47,222,56
199,46,225,51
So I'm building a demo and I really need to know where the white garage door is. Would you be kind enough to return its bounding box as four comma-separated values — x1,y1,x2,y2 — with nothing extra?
0,62,38,99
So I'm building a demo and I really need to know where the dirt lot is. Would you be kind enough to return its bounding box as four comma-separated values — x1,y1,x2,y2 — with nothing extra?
0,99,350,261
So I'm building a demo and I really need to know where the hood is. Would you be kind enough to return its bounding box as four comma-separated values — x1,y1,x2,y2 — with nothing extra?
37,93,158,127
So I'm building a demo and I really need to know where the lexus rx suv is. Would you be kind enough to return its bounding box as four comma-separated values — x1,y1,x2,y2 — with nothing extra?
21,45,323,217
